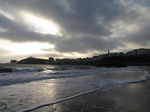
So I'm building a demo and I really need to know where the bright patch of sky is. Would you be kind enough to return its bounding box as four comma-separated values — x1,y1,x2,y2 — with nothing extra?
0,40,55,55
21,12,60,35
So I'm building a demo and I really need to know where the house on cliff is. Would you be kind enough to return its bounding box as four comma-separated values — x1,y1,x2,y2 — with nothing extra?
126,48,150,56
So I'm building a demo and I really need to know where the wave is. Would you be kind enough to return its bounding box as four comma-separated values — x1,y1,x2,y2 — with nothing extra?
128,70,150,83
19,70,150,112
12,68,44,73
9,65,91,73
20,87,102,112
118,70,150,84
103,70,150,85
1,67,150,86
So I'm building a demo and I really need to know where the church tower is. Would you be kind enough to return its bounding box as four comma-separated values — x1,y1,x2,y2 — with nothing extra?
107,49,110,57
108,49,110,55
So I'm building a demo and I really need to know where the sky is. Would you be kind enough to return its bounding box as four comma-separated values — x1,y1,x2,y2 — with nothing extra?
0,0,150,63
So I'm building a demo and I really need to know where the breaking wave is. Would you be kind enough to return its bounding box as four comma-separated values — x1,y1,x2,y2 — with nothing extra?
12,68,44,72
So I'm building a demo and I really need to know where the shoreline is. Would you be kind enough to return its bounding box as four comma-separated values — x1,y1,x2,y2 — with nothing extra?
0,65,150,112
35,78,150,112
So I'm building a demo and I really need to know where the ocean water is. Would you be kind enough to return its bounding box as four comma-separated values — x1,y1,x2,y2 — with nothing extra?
0,64,150,112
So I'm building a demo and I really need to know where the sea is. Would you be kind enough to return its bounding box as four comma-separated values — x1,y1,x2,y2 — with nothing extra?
0,64,150,112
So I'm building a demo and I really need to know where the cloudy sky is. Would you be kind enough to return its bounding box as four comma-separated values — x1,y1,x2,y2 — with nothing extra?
0,0,150,63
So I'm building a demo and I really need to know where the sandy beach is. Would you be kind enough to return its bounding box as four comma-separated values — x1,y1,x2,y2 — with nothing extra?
34,79,150,112
1,65,150,112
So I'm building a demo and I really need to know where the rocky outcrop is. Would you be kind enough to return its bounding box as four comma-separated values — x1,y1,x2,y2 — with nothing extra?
94,56,127,67
0,68,12,73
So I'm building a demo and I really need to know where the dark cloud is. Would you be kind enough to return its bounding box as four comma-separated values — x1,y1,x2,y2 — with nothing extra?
0,30,57,43
0,12,58,43
127,23,150,46
0,0,150,60
55,36,124,53
0,0,129,36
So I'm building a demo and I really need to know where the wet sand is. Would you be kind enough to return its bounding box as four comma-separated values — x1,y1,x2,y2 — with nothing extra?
35,79,150,112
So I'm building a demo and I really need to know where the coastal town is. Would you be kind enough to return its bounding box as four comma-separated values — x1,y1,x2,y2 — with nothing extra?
10,48,150,67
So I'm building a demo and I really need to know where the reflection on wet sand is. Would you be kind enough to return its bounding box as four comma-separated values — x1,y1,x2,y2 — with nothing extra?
52,80,150,112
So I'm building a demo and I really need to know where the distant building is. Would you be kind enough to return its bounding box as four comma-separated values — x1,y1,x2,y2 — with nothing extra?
126,48,150,56
55,58,75,64
10,60,17,63
118,52,125,56
49,57,54,62
108,49,110,55
44,61,50,64
126,49,138,56
138,48,150,55
108,53,118,57
61,58,75,63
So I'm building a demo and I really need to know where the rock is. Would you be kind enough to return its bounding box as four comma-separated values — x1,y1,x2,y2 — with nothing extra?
0,68,12,73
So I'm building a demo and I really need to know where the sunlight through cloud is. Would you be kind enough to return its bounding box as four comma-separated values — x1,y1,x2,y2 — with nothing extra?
0,9,15,21
21,12,59,35
0,41,55,55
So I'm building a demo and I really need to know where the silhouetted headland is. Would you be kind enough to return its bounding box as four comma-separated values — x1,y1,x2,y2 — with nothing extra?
12,48,150,67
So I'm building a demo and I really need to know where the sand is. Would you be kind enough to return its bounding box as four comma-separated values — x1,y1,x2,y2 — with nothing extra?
33,78,150,112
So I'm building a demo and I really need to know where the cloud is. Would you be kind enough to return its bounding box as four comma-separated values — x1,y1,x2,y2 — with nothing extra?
0,47,11,56
0,0,150,61
0,47,13,63
54,35,124,53
127,23,150,46
0,11,58,43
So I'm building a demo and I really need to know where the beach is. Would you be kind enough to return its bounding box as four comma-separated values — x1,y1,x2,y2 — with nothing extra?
0,64,150,112
32,78,150,112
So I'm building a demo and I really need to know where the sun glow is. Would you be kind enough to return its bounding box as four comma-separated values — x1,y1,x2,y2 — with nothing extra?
21,12,59,35
1,41,55,55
